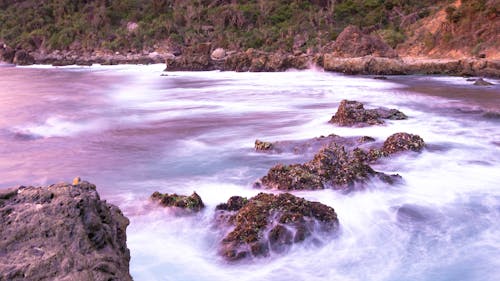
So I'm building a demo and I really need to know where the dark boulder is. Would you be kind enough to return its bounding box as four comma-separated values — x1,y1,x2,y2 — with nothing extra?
0,181,131,281
259,144,399,191
217,193,339,261
329,100,407,127
150,191,204,211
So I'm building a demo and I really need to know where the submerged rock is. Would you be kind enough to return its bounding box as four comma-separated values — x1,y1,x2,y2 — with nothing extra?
259,144,399,191
217,193,339,261
473,78,494,86
150,191,204,211
329,100,407,127
255,139,273,151
0,181,131,281
253,134,376,157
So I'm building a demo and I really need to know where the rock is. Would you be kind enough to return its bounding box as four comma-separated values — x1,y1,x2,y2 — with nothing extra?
253,134,374,157
0,181,131,281
217,193,339,261
381,132,425,155
12,50,35,65
215,196,248,211
150,191,204,211
373,76,388,80
259,144,399,191
332,25,397,58
254,139,273,151
211,48,226,60
329,100,407,127
473,78,494,86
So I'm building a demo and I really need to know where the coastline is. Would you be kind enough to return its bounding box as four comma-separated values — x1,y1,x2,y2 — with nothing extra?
1,47,499,78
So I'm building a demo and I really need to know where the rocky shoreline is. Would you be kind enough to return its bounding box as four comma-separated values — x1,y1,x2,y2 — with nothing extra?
1,46,498,79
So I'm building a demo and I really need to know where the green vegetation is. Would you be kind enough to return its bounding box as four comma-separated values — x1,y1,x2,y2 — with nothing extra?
0,0,457,53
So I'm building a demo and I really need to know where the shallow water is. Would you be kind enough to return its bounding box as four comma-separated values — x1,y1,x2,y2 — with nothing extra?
0,64,499,281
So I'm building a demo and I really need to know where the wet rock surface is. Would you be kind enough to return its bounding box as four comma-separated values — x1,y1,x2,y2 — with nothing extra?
254,134,376,156
150,191,204,211
259,144,400,191
330,100,407,127
216,193,339,261
0,181,131,281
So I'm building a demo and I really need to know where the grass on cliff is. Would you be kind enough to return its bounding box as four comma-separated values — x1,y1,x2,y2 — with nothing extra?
0,0,452,53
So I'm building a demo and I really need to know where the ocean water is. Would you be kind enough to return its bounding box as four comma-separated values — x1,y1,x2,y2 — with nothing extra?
0,64,499,281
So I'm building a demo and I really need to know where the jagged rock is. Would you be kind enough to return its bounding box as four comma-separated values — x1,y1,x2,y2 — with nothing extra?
150,191,204,211
0,181,131,281
217,193,339,261
259,144,399,191
473,78,494,86
332,25,397,58
329,100,407,127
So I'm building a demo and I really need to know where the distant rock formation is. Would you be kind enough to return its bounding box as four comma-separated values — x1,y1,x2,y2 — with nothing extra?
0,181,132,281
215,193,339,261
332,25,397,58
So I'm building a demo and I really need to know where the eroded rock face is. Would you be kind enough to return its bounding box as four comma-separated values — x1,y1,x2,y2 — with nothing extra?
259,144,399,191
332,25,397,58
150,191,204,211
329,100,407,127
0,181,131,281
216,193,339,261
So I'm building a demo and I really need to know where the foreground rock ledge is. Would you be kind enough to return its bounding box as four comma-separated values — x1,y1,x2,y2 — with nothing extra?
216,193,339,261
0,181,131,281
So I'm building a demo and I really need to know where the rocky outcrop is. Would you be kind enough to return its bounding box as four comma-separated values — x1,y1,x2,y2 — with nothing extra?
150,191,204,212
216,193,339,261
165,46,312,72
0,181,131,281
332,25,397,58
323,55,500,77
330,100,407,127
258,144,399,191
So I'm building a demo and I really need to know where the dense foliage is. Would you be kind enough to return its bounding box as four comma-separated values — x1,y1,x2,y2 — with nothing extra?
0,0,463,53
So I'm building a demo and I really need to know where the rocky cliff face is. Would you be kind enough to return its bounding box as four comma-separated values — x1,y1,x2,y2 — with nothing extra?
0,181,131,281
